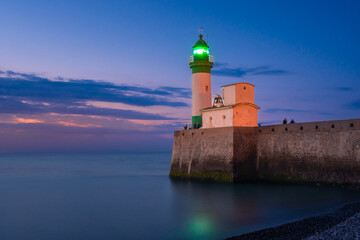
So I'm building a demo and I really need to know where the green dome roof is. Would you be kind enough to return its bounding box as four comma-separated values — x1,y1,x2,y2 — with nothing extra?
193,34,209,48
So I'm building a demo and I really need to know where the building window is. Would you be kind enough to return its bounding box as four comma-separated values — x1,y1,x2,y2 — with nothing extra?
209,117,212,121
244,87,246,90
223,115,226,119
206,86,209,92
350,123,354,127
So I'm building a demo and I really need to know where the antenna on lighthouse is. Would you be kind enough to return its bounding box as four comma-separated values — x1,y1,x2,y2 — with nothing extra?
199,26,204,35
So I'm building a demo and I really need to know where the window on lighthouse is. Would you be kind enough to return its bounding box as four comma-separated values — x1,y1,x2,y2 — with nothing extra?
206,86,208,92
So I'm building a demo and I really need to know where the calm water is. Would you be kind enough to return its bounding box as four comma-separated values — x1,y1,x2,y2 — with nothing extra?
0,153,359,240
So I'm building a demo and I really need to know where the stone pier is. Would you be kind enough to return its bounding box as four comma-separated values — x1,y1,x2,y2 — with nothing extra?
169,118,360,186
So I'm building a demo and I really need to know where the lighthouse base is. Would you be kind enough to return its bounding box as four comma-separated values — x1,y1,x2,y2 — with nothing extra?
169,127,257,182
191,115,202,128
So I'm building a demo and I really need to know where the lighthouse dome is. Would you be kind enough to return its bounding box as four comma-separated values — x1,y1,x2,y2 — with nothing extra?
193,34,209,49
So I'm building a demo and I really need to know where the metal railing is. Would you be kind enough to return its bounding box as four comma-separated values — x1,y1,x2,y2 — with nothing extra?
209,54,214,62
189,54,214,63
189,55,194,63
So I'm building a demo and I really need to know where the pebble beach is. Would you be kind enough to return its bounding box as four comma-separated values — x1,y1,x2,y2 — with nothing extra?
226,202,360,240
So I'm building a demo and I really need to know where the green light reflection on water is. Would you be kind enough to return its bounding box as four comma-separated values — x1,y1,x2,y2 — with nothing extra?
185,215,218,239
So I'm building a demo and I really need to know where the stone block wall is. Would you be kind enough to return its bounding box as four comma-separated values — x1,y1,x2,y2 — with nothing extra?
256,119,360,184
169,127,234,182
170,118,360,185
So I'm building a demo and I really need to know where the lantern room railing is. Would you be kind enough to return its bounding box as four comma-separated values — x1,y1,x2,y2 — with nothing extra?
189,54,214,63
189,55,194,62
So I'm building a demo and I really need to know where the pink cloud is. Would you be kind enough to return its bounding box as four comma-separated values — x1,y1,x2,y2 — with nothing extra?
56,121,102,128
15,118,44,123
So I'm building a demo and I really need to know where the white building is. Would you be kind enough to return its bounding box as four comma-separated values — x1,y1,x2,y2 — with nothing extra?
200,82,260,128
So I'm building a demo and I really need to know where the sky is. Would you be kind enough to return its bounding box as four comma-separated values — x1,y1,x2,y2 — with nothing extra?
0,0,359,153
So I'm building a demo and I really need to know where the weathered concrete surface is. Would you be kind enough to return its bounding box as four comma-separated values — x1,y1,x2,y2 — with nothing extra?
170,118,360,185
169,127,234,182
256,119,360,185
233,127,258,181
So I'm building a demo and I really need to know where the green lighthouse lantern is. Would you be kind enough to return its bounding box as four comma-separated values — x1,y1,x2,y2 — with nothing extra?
189,34,214,73
193,34,210,60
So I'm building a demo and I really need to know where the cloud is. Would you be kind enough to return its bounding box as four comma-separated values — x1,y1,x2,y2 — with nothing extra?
0,95,173,120
0,70,192,119
212,65,289,78
263,108,306,113
156,86,191,98
212,68,248,78
0,70,190,106
334,87,353,92
0,70,192,153
0,122,177,153
0,96,45,114
0,121,181,136
213,62,228,68
56,121,101,128
15,118,44,124
263,108,332,115
317,112,333,116
346,100,360,109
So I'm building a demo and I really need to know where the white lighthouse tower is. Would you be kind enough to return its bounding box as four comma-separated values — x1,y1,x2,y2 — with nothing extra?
189,34,214,128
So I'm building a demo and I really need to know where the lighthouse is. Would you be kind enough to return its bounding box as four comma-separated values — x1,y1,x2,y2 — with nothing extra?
189,34,214,128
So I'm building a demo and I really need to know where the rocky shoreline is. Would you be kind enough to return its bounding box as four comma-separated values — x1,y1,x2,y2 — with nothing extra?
225,202,360,240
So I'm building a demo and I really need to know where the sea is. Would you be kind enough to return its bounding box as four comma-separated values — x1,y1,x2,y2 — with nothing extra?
0,152,359,240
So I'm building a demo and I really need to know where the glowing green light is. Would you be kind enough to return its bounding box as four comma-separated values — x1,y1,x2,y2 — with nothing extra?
191,218,211,234
185,216,217,238
193,47,209,55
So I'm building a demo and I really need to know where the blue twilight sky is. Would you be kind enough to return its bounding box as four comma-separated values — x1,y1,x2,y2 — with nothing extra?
0,0,359,153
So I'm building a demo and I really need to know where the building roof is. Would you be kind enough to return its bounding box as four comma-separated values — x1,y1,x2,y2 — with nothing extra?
221,82,255,88
200,102,260,112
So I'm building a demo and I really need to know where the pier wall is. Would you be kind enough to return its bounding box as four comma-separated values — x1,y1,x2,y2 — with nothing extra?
256,119,360,184
170,118,360,185
169,127,234,182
